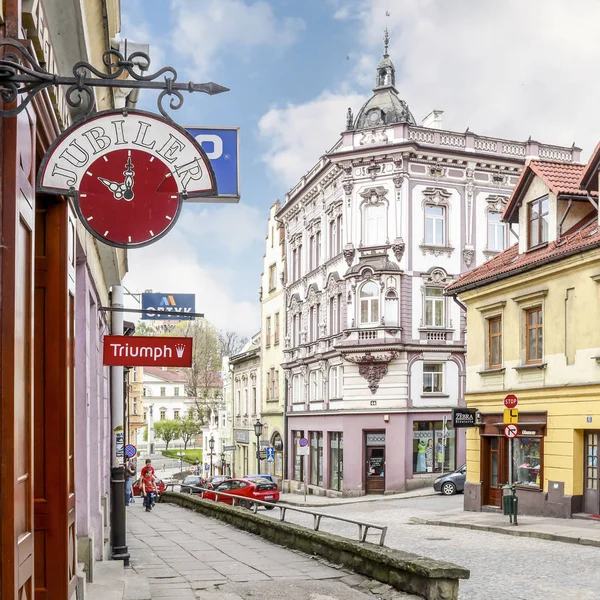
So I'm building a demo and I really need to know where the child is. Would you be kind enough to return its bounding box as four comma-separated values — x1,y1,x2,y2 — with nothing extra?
141,469,157,512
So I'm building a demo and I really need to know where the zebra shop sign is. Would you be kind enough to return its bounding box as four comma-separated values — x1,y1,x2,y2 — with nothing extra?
103,336,192,367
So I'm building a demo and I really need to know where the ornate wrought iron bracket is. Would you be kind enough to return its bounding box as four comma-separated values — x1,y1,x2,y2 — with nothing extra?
0,38,229,119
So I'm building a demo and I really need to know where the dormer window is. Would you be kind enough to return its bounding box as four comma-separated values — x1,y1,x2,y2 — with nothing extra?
528,196,549,249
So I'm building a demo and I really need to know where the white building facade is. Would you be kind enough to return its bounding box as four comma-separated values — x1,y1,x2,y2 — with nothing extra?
278,38,580,496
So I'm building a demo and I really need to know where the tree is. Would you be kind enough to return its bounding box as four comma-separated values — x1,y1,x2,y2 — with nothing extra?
153,420,181,450
134,321,158,336
218,329,247,358
179,417,202,450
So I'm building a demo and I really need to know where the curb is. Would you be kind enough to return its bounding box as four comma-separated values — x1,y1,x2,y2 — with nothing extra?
279,491,439,508
409,517,600,548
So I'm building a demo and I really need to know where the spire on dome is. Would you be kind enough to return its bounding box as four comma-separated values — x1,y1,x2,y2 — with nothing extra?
384,27,390,57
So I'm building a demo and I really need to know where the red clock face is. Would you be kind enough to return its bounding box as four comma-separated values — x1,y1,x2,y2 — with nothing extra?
77,149,181,248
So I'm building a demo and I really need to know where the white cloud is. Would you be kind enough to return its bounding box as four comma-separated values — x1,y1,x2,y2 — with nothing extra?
258,91,366,188
123,205,263,337
170,0,305,77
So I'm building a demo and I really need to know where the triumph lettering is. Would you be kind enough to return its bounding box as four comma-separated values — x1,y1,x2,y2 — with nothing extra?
109,342,173,361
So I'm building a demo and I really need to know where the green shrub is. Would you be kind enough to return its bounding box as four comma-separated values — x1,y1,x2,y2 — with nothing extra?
161,449,203,465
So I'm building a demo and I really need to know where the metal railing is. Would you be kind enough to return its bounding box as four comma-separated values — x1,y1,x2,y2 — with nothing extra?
165,483,387,546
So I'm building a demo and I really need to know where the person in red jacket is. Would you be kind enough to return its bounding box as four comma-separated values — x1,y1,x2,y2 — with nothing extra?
141,458,155,479
141,471,157,512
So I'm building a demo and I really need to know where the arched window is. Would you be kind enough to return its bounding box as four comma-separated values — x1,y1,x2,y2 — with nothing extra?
384,289,398,326
360,281,380,324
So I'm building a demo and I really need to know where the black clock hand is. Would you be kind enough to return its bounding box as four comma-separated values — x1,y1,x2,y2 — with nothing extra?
98,177,125,200
122,157,135,201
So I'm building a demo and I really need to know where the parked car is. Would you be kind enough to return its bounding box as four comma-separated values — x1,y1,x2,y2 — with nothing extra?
200,478,279,509
243,474,276,485
180,475,204,494
207,475,230,488
433,465,466,495
132,478,166,497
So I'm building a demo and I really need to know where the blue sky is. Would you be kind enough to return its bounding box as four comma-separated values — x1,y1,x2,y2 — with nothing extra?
120,0,600,337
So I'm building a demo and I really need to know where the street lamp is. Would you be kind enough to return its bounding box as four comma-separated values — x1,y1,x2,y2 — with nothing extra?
209,436,215,477
220,451,225,476
195,459,200,483
254,419,263,474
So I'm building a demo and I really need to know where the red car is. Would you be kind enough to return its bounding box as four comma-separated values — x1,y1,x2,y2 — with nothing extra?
132,478,166,497
200,477,279,509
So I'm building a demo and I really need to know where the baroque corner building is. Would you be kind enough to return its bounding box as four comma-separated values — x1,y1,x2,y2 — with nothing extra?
277,36,580,497
0,1,133,598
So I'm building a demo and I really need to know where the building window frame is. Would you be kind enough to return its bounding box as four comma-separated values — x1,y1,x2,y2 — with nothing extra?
293,431,304,481
487,209,506,253
525,306,543,364
488,315,503,369
160,386,166,396
413,421,456,474
359,280,380,325
424,203,446,246
528,195,549,249
310,431,324,487
422,363,444,394
329,365,342,400
265,315,271,347
268,263,277,291
423,286,445,328
329,432,343,491
274,312,280,345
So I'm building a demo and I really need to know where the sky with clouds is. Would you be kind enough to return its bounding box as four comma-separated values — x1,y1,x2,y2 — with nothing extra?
121,0,600,337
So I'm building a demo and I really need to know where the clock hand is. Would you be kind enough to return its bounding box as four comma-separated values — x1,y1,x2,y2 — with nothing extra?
122,156,135,201
98,177,125,200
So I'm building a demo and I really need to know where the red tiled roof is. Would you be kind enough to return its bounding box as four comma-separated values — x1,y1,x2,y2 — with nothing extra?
446,217,600,294
503,161,594,222
579,140,600,192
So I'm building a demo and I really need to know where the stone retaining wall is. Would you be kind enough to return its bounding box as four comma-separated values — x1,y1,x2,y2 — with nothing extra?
159,492,469,600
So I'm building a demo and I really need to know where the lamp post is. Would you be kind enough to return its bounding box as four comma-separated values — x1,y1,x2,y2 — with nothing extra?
220,451,225,476
254,419,263,474
195,459,200,483
209,436,215,477
176,451,184,475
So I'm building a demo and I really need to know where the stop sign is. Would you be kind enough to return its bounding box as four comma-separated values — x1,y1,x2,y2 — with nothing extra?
504,394,518,409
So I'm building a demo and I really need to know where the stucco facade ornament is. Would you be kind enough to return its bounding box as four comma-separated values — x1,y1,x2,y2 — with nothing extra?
359,186,387,205
340,161,353,177
392,155,403,170
423,267,451,285
392,174,403,189
343,180,354,196
462,245,475,267
422,187,452,205
487,195,508,213
429,162,446,181
343,243,356,266
492,172,507,187
392,237,405,261
343,351,398,394
367,159,381,180
359,129,389,146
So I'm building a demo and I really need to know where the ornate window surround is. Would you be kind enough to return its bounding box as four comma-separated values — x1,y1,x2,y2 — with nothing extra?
419,268,454,335
359,186,390,248
419,187,455,257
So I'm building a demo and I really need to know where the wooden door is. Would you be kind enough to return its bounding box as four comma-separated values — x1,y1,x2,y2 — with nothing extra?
1,107,36,599
482,436,507,507
34,196,77,599
583,431,600,515
365,447,385,494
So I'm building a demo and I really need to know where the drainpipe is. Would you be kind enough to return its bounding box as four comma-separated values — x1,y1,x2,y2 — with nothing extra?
110,285,129,565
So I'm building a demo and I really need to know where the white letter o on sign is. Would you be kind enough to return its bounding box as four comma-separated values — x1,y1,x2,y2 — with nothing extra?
195,134,223,160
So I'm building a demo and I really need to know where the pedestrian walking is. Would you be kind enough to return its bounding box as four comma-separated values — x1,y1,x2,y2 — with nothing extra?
125,458,136,505
141,458,155,478
141,470,157,512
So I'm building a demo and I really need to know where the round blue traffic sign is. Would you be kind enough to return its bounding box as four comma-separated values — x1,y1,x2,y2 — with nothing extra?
124,444,137,458
299,437,309,447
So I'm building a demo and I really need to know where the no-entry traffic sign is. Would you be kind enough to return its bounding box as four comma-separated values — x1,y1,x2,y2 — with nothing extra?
504,424,519,438
504,394,518,409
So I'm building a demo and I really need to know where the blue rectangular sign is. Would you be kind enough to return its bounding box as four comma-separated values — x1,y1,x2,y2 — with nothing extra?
141,293,195,320
185,126,240,202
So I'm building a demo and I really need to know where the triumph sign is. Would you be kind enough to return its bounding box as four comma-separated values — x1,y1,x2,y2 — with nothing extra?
103,336,193,367
142,293,195,320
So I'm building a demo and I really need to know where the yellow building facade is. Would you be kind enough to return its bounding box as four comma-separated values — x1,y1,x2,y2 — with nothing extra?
447,155,600,517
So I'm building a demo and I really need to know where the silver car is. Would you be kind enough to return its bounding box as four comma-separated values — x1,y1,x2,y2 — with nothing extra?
433,465,466,495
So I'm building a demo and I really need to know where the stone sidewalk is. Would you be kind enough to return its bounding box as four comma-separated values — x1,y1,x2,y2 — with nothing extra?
126,501,420,600
411,510,600,547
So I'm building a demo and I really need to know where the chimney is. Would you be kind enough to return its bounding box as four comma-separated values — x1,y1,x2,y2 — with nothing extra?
422,110,444,130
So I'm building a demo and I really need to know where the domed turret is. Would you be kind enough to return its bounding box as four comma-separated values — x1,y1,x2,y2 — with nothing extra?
352,28,416,130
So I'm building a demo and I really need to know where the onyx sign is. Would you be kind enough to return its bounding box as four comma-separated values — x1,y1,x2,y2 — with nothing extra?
37,109,217,249
452,408,477,428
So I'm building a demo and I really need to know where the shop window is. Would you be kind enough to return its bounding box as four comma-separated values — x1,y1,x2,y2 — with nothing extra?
293,431,304,481
310,431,324,487
423,363,443,393
413,421,455,474
330,432,343,491
488,316,502,368
525,306,543,364
511,437,542,487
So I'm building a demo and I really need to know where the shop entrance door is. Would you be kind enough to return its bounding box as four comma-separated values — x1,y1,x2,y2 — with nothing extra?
365,447,385,494
583,431,600,514
482,436,507,507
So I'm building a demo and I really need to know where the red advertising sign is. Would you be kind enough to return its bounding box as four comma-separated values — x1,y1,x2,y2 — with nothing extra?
103,336,192,367
504,394,518,409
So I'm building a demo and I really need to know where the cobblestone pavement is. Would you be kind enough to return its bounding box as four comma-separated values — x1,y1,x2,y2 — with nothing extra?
126,501,420,600
261,496,600,600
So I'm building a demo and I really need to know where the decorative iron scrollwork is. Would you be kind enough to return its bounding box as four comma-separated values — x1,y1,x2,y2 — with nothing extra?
0,39,229,119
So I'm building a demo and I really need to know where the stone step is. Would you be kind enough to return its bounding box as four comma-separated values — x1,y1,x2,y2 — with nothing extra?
85,560,151,600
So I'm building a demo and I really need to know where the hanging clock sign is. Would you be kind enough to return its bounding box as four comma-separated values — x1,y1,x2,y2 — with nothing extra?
37,108,217,249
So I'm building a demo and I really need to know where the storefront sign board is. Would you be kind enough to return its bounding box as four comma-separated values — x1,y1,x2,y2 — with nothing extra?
504,394,518,409
38,109,217,249
142,293,195,320
223,445,237,452
503,408,519,424
452,407,477,428
103,335,192,367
